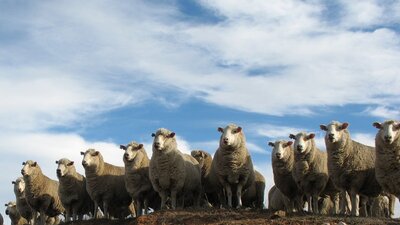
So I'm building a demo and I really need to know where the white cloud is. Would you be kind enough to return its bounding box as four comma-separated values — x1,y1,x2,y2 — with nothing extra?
252,124,306,139
352,132,376,147
364,106,400,120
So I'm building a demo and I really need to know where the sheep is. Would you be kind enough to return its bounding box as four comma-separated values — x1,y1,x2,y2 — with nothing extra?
370,194,392,218
12,177,33,224
5,201,28,225
241,170,265,209
21,160,64,225
55,158,92,222
191,150,225,207
120,141,160,216
268,140,303,213
149,128,202,210
210,124,255,208
289,132,339,214
81,149,135,219
321,121,383,216
268,185,289,211
373,120,400,217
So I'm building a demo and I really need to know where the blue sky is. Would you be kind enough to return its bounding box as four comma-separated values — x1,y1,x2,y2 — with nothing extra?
1,0,400,222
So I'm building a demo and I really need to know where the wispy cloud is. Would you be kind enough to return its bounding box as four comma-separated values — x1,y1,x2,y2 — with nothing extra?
364,106,400,120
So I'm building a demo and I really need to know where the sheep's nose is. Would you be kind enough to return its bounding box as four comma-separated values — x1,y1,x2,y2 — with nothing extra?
124,153,129,158
5,209,9,215
296,145,303,152
56,169,61,174
328,133,334,138
82,161,88,167
21,169,25,175
276,153,281,158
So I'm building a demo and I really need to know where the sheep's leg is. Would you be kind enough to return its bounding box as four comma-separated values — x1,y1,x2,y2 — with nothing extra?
339,191,348,215
159,190,168,210
171,189,178,209
360,196,368,217
39,210,46,225
72,206,79,221
65,207,71,222
312,195,319,214
350,191,359,216
93,201,99,219
144,198,149,215
236,184,243,209
136,199,142,217
389,195,397,218
102,201,109,219
332,193,340,214
32,210,38,225
224,184,233,208
307,195,312,213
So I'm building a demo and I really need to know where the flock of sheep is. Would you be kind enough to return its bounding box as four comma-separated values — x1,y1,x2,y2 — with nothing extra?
2,120,400,225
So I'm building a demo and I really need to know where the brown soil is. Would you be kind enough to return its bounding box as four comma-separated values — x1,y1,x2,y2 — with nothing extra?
62,209,400,225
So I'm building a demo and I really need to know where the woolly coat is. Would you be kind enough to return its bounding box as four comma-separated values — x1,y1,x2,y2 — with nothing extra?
149,128,201,208
211,124,255,202
57,158,92,219
326,129,381,197
123,142,160,212
268,185,287,211
241,170,265,209
22,161,65,218
375,126,400,198
271,141,302,207
5,202,28,225
82,149,133,219
13,177,33,222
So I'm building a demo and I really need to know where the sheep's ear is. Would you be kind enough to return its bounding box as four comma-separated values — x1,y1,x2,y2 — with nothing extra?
320,125,327,131
190,151,197,157
32,162,37,167
93,151,99,156
80,151,85,155
200,151,206,158
55,160,59,164
286,141,293,146
394,123,400,130
151,133,156,137
236,127,242,133
12,181,16,184
67,161,74,166
120,145,127,150
289,134,296,140
340,123,349,130
137,144,144,149
218,127,224,133
373,122,383,129
268,142,275,147
22,162,26,165
308,133,315,139
4,204,7,207
168,132,175,138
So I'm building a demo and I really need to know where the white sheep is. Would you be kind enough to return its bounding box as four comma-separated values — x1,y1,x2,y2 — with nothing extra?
120,141,160,216
21,160,64,225
268,185,288,211
191,150,220,207
321,121,383,216
289,132,339,214
5,201,28,225
210,124,255,208
373,120,400,217
268,140,303,213
149,128,202,209
12,177,33,224
81,149,135,219
56,158,92,222
241,170,265,209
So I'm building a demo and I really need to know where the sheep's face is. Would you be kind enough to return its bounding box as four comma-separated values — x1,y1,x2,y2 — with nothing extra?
121,143,144,162
320,121,348,143
373,120,400,145
81,149,100,168
218,124,244,149
152,128,176,153
21,160,38,177
269,141,293,160
5,202,16,216
191,150,208,168
56,159,75,177
290,132,315,154
13,178,25,194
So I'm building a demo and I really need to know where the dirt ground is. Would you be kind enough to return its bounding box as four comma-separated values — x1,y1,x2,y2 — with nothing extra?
62,209,400,225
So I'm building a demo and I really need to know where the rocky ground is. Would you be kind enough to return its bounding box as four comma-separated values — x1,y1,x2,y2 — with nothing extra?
62,209,400,225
